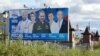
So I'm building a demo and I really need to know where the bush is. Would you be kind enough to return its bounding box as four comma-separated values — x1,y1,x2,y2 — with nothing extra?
0,41,100,56
93,41,100,49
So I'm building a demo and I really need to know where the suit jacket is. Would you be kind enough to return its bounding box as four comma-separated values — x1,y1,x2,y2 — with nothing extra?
59,19,68,33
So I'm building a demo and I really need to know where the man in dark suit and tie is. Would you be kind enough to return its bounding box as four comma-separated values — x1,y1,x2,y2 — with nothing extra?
57,10,68,33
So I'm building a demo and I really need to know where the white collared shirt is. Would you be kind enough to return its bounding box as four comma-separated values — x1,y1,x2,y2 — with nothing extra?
28,21,35,33
50,21,59,33
16,18,31,33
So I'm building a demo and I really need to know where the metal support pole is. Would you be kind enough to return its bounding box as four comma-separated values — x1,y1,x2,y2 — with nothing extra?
3,18,6,44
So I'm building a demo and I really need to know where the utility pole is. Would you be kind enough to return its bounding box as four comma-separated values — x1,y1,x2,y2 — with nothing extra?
2,11,9,45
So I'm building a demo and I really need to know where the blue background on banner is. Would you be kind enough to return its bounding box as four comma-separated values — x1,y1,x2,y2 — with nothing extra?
9,8,68,41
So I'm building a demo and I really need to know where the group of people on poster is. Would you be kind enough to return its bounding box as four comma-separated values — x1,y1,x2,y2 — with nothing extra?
15,10,68,33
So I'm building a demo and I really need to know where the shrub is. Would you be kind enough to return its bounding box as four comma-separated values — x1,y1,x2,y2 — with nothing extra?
0,40,100,56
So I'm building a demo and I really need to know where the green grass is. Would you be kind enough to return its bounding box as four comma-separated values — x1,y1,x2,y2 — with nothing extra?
0,22,6,25
0,40,100,56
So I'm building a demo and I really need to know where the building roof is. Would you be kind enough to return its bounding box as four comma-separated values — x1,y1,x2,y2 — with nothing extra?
94,31,100,37
82,26,91,35
69,21,75,31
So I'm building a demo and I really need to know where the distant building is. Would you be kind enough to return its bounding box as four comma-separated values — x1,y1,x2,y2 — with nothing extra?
0,13,8,35
81,26,91,43
75,24,83,38
69,22,75,43
91,31,100,41
75,24,80,38
69,22,76,47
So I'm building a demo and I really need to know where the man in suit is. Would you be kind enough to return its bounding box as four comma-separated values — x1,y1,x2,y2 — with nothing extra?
33,10,50,33
57,10,68,33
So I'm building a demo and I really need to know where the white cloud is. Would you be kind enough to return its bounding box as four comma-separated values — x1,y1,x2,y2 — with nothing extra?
81,4,100,13
69,0,100,32
69,13,97,23
0,0,100,32
0,0,23,12
70,5,100,23
83,0,100,4
0,0,70,13
46,0,70,8
79,27,97,32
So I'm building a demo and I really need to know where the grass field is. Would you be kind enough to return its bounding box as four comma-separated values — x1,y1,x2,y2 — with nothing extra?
0,40,100,56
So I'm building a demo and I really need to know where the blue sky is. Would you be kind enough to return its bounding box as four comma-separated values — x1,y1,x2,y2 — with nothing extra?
0,0,100,33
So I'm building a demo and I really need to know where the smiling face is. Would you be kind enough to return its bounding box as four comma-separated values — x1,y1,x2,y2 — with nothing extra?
57,10,63,21
21,11,28,21
30,13,35,22
48,13,54,22
39,11,45,22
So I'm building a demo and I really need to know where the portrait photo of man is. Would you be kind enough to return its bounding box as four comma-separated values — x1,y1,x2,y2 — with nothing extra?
15,10,31,33
33,10,50,33
57,10,68,33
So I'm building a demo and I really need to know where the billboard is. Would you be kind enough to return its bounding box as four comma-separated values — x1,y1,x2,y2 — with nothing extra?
9,8,68,41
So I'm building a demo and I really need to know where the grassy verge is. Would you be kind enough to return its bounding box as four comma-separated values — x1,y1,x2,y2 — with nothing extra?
0,40,100,56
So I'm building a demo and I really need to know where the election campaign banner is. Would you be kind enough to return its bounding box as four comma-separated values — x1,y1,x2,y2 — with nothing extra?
9,8,68,41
